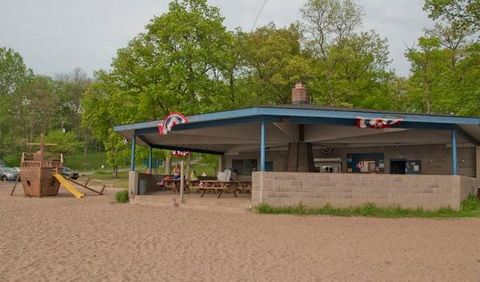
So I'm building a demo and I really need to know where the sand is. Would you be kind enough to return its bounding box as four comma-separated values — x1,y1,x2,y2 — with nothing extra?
1,182,480,281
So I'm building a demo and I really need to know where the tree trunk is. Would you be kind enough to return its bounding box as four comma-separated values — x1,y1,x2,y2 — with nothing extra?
83,142,88,158
113,164,118,178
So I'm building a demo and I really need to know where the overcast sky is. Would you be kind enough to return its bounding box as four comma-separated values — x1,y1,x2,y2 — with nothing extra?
0,0,433,78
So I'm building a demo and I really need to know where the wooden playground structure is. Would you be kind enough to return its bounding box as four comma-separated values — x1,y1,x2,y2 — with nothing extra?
11,135,105,198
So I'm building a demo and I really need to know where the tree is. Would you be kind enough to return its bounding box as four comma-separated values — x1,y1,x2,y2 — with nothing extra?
0,47,33,161
17,76,59,138
55,68,93,157
404,2,479,116
0,47,33,97
109,0,233,119
235,23,315,105
82,71,128,176
405,36,448,113
300,0,395,109
82,0,235,175
301,0,363,59
44,129,82,156
424,0,480,30
454,42,480,116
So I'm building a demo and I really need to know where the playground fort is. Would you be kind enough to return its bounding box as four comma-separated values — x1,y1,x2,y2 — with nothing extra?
13,135,104,198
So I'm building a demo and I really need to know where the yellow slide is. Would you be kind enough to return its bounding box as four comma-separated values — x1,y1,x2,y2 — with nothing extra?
52,173,85,199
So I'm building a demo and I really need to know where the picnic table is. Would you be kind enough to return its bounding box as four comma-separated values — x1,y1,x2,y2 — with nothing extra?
236,181,252,194
156,177,252,198
159,177,189,193
197,180,239,198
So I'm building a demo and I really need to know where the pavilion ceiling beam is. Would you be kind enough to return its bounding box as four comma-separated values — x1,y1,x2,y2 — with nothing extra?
455,125,480,146
317,133,452,144
272,122,299,141
169,129,260,141
137,135,153,147
304,125,406,143
312,142,453,148
226,142,287,153
151,144,224,155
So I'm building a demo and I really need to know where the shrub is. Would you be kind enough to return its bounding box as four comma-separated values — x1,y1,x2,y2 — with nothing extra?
460,194,480,212
115,190,129,203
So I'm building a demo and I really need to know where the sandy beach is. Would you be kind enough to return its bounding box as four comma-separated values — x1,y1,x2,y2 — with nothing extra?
1,182,480,281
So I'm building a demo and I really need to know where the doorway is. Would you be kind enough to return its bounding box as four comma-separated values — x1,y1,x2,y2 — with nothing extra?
390,160,406,174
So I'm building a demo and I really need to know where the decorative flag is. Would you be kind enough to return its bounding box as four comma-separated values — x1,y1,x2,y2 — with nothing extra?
158,112,189,135
356,116,402,129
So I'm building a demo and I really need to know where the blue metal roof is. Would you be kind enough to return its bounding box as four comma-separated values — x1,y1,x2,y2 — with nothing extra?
114,105,480,134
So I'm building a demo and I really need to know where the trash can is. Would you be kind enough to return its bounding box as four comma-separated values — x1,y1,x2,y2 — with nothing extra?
138,179,148,195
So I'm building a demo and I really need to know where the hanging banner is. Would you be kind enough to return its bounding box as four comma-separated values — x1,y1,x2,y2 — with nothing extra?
158,112,190,156
158,112,189,135
172,150,190,157
356,116,402,129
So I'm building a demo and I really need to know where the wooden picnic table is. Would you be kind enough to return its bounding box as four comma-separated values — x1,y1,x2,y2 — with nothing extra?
162,178,189,193
157,177,252,198
236,181,252,194
197,180,238,198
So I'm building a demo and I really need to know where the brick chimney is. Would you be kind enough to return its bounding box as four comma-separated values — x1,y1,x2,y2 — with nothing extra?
291,82,309,104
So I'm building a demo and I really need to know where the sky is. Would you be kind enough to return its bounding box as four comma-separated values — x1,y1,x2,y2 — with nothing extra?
0,0,434,78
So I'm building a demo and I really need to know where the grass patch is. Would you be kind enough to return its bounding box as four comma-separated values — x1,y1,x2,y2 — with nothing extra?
115,190,129,203
64,152,112,171
79,171,129,189
255,195,480,218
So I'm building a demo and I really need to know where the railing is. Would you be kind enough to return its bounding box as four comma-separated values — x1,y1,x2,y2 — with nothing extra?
21,152,63,168
21,160,63,168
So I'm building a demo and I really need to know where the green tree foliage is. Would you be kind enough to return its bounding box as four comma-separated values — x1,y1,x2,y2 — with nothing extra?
17,76,60,136
455,43,480,115
405,36,447,113
405,4,479,116
301,0,396,109
424,0,480,30
301,0,363,59
0,47,33,161
235,23,315,105
83,0,235,173
0,47,33,97
0,47,92,164
82,71,130,175
55,69,94,157
110,0,233,118
45,129,82,155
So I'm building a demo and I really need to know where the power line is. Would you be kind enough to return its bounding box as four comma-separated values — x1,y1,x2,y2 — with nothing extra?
251,0,267,31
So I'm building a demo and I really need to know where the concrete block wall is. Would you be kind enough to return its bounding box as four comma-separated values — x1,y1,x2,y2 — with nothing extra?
315,144,476,177
252,172,478,211
227,144,477,178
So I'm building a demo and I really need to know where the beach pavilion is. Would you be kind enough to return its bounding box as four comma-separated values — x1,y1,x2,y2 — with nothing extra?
114,83,480,211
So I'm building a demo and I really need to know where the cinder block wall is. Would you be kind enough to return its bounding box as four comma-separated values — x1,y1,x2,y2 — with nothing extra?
252,172,478,211
227,144,477,178
315,145,476,177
